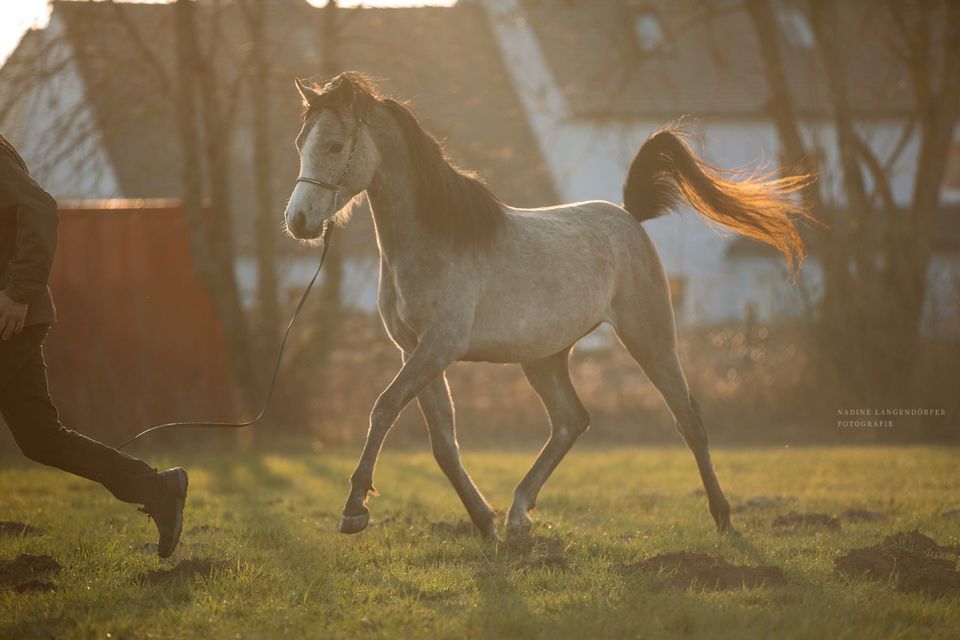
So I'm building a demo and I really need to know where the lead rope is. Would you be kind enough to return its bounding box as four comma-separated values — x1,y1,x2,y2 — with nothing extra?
116,224,334,450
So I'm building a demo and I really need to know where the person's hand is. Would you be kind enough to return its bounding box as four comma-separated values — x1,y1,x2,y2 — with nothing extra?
0,290,28,340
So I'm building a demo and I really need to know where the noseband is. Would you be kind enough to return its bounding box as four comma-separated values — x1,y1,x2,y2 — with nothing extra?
295,115,364,217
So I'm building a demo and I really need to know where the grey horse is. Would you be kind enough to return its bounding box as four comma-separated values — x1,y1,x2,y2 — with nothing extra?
283,72,811,540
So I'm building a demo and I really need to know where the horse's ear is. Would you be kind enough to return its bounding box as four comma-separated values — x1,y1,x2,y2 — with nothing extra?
295,78,321,107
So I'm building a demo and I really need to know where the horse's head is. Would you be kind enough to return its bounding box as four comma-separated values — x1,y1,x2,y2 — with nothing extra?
284,73,381,240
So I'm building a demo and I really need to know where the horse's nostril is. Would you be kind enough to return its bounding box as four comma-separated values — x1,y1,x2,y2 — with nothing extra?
291,211,306,235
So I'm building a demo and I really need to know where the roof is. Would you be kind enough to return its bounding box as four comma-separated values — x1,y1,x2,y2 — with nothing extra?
519,0,919,120
5,0,558,250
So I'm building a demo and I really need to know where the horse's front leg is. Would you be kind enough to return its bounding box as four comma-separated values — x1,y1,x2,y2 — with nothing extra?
339,333,464,534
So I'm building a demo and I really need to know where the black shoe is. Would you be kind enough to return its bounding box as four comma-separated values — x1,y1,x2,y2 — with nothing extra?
140,467,188,558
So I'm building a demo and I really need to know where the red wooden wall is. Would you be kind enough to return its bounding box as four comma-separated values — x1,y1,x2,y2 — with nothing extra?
44,200,236,440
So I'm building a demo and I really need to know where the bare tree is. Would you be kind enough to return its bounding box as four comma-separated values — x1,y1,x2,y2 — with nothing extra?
173,0,261,406
0,1,277,409
243,0,281,347
746,0,960,398
315,0,346,360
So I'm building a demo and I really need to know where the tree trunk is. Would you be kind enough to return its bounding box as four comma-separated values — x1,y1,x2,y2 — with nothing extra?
316,0,345,368
748,0,960,402
174,0,260,411
248,0,281,349
174,0,209,287
745,0,852,381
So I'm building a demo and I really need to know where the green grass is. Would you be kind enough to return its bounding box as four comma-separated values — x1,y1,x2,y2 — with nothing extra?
1,445,959,638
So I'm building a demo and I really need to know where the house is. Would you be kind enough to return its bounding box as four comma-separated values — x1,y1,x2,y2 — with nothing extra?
0,0,557,310
3,0,957,331
480,0,960,327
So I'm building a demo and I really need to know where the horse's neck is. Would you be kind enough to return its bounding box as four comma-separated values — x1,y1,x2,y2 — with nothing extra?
365,157,431,266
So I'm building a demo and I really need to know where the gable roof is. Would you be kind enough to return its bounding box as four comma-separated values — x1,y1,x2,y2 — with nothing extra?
519,0,918,120
4,0,558,250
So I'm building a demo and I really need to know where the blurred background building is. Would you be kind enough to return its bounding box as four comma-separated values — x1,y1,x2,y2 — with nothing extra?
1,0,956,444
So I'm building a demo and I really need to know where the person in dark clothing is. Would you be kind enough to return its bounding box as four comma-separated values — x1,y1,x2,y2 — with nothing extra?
0,133,187,558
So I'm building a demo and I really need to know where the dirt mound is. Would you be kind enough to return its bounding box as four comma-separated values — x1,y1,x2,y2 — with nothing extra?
138,558,227,585
0,521,46,536
772,511,841,531
733,496,797,513
0,554,61,593
625,552,787,591
835,530,960,597
881,530,948,553
840,509,887,522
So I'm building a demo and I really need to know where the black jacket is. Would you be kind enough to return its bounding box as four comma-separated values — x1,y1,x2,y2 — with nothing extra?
0,134,57,326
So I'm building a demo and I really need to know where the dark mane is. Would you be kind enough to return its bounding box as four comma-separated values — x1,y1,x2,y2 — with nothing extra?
301,71,383,121
301,72,505,247
380,99,505,247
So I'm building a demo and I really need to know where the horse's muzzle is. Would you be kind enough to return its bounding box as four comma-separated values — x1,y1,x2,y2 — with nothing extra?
288,210,322,239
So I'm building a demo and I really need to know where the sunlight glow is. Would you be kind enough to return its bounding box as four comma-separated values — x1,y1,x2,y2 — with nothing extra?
0,0,456,67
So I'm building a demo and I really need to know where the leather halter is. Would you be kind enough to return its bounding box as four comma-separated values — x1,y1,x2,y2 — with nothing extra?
294,114,364,216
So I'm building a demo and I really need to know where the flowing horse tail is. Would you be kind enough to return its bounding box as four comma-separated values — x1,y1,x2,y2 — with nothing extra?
622,128,815,271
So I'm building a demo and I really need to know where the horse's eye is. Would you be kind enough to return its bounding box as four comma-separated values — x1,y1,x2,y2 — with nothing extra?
328,142,344,154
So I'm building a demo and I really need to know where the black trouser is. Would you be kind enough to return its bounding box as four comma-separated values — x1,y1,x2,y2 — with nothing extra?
0,323,161,505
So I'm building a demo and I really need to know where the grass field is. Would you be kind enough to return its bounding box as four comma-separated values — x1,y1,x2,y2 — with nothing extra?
1,445,959,638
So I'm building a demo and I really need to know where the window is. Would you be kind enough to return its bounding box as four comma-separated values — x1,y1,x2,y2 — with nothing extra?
632,11,665,53
776,7,814,49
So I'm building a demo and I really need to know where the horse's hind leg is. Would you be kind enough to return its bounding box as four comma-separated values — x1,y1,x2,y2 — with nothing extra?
418,374,498,539
614,322,734,532
506,348,590,537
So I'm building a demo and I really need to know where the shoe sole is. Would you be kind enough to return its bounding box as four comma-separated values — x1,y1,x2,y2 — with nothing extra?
159,468,188,559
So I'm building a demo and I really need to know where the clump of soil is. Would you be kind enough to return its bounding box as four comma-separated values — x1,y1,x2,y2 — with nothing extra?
0,521,46,537
733,496,798,513
13,579,58,593
138,558,227,585
840,509,887,523
881,530,946,553
835,530,960,597
625,552,787,591
772,511,841,531
0,554,61,593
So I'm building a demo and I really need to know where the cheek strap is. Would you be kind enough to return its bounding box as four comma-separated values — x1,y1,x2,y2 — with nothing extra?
294,116,365,217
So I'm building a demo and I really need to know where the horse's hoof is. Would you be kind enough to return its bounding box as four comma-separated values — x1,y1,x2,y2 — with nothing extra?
504,517,533,540
715,515,738,536
339,510,370,534
479,521,500,542
717,518,742,537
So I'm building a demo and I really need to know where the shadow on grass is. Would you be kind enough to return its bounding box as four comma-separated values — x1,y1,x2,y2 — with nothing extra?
466,561,540,637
